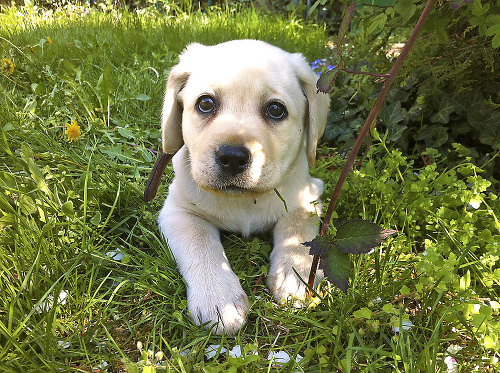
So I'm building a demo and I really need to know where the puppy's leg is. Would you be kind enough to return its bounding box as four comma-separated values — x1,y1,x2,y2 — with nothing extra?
267,209,322,304
158,205,249,334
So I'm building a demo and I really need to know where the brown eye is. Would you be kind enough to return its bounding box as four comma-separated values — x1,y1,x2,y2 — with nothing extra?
265,101,287,121
196,95,216,114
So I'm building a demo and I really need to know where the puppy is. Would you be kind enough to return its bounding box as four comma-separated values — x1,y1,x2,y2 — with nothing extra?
156,40,330,334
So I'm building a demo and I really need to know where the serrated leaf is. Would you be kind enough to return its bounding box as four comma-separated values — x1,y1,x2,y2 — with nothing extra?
318,243,350,294
303,235,333,256
316,68,339,94
117,127,135,139
337,1,356,46
335,219,396,254
101,146,140,163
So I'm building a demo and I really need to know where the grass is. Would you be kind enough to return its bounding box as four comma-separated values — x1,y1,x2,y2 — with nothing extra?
1,3,499,372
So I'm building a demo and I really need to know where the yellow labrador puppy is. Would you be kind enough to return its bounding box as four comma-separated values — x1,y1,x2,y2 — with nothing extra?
157,40,330,334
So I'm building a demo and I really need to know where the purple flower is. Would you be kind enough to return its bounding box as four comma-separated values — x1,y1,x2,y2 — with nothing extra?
450,0,473,9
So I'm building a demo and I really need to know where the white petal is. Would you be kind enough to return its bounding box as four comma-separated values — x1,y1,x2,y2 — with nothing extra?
444,356,458,373
106,250,124,261
205,344,227,359
57,341,70,349
229,345,242,358
393,320,414,332
267,350,291,364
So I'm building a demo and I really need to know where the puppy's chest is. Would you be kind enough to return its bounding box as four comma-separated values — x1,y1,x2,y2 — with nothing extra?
192,195,286,237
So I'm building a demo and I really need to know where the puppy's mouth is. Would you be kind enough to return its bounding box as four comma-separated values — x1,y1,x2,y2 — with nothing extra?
201,183,268,198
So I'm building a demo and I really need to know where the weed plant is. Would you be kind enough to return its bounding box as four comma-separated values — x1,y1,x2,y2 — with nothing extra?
0,3,499,372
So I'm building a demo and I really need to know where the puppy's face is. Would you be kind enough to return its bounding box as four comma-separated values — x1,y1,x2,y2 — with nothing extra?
161,41,329,197
180,59,307,196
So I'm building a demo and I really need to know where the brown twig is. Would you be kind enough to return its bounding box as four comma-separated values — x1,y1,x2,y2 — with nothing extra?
307,0,437,291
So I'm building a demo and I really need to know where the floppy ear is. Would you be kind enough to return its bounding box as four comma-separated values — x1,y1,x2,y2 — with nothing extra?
144,43,207,202
161,70,188,153
161,43,207,154
292,54,330,167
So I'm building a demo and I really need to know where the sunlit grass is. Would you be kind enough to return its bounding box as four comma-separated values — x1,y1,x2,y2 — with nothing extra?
0,3,498,372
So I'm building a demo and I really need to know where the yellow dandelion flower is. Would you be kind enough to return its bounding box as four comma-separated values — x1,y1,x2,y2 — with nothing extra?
1,58,14,74
47,37,53,44
65,120,81,142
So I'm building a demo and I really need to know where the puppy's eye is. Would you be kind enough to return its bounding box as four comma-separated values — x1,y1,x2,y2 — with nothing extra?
196,95,216,114
265,101,287,121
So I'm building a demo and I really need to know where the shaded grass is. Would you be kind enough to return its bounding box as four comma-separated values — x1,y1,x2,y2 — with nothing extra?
1,3,499,373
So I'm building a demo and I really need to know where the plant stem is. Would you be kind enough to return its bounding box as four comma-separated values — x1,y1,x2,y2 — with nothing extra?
307,0,437,291
339,67,390,78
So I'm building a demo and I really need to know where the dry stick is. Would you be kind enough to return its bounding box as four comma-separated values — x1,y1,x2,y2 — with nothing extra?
307,0,437,291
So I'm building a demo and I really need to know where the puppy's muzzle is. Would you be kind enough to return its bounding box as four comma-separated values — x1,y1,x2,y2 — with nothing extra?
216,145,251,177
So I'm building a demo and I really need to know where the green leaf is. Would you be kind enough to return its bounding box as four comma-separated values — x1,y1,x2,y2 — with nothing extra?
308,0,327,16
335,219,396,254
21,143,51,197
316,67,339,94
63,59,76,73
318,243,350,294
418,125,449,148
353,307,373,319
97,64,113,103
118,127,135,139
485,23,500,37
337,1,355,47
90,211,101,225
435,26,449,43
379,101,404,127
493,32,500,48
61,201,74,217
478,118,500,146
430,95,457,124
0,213,17,228
101,146,140,163
465,92,500,146
400,285,410,295
0,171,17,189
379,101,407,141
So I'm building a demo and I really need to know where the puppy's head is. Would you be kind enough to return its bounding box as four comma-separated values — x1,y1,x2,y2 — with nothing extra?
161,40,329,197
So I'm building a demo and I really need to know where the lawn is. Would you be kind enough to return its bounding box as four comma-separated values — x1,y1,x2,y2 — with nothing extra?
0,2,499,372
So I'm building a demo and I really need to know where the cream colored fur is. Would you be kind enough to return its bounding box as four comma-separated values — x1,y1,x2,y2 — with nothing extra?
157,40,330,334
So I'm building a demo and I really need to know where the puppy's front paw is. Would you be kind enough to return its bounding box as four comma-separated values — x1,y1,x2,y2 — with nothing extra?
267,262,323,306
187,284,249,334
267,267,308,305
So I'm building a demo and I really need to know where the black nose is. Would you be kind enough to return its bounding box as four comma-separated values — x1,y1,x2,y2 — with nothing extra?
216,145,251,176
